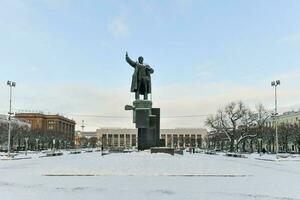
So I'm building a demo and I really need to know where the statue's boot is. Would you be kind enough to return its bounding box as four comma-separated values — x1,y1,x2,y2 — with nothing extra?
144,93,148,100
135,92,140,100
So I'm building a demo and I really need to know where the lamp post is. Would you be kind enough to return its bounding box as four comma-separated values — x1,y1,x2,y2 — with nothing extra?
271,80,280,155
7,80,16,157
35,138,39,151
52,139,55,150
25,137,29,156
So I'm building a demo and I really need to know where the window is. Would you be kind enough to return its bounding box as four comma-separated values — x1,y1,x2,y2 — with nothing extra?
125,134,130,147
120,134,125,147
132,135,136,147
114,134,118,146
48,120,55,130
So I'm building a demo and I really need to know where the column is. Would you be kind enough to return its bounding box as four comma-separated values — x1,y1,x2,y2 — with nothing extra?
130,134,132,147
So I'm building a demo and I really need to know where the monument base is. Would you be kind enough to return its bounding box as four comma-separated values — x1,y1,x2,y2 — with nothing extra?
125,100,162,151
150,147,175,156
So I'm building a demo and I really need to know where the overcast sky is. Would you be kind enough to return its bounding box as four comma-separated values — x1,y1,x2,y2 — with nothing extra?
0,0,300,131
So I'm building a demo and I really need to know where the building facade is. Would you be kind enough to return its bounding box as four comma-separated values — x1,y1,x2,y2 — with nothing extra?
265,110,300,153
96,128,207,149
96,128,137,149
161,128,207,148
15,112,76,146
269,111,300,126
75,131,97,148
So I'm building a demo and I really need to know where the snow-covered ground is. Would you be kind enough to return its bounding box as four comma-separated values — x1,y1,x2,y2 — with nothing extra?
0,151,300,200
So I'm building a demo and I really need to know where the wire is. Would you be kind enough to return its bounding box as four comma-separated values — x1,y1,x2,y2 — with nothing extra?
66,114,130,119
12,109,210,119
66,113,209,119
162,115,209,118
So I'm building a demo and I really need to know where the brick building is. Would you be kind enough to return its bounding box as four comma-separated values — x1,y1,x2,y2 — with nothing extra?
15,112,76,146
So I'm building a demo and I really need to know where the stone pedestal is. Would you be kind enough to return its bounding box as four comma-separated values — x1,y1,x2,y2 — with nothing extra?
151,147,175,156
125,100,162,150
132,100,152,123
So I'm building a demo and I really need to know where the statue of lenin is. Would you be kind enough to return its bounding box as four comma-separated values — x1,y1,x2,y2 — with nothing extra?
125,52,154,100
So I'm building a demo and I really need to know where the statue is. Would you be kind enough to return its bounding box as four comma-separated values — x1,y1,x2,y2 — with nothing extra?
125,52,154,100
124,52,162,150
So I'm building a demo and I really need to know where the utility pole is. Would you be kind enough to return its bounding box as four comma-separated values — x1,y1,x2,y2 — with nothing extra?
25,137,29,156
35,138,40,151
271,80,280,155
7,81,16,157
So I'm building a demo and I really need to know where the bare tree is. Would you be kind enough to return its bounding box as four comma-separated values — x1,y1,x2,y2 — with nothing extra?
205,101,247,152
255,104,271,130
237,104,271,151
236,109,256,145
205,102,272,152
254,104,271,152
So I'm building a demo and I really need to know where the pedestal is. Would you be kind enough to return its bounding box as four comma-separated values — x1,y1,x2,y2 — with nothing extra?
125,100,162,151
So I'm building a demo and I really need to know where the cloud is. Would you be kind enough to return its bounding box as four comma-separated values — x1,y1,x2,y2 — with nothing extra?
194,62,215,79
153,68,300,128
0,68,299,131
107,16,129,39
0,83,133,131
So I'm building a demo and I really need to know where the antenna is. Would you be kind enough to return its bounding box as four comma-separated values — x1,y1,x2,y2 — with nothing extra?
81,120,85,132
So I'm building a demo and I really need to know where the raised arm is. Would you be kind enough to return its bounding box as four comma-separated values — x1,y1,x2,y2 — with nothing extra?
125,52,136,67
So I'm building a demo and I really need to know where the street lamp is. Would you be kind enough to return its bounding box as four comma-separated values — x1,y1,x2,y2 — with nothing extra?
35,138,40,151
52,139,56,150
25,137,29,156
271,80,280,155
7,80,16,157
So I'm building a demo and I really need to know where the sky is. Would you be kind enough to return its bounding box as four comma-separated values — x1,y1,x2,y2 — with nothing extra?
0,0,300,131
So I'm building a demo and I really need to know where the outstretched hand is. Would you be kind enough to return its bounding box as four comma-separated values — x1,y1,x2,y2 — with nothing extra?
126,51,128,57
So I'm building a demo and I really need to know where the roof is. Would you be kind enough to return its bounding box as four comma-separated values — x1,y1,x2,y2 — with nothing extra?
96,127,207,136
15,112,76,124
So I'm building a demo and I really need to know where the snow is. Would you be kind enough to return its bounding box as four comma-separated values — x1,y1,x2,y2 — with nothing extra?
0,151,300,200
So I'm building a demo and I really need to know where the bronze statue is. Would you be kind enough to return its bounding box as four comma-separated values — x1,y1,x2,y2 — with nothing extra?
126,52,154,100
124,52,161,151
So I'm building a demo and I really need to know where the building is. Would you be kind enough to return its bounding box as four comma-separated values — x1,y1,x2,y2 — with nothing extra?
273,111,300,126
161,128,207,148
206,110,300,153
96,128,137,149
75,131,97,148
0,114,31,149
265,110,300,152
96,127,207,149
15,112,76,146
77,131,97,138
